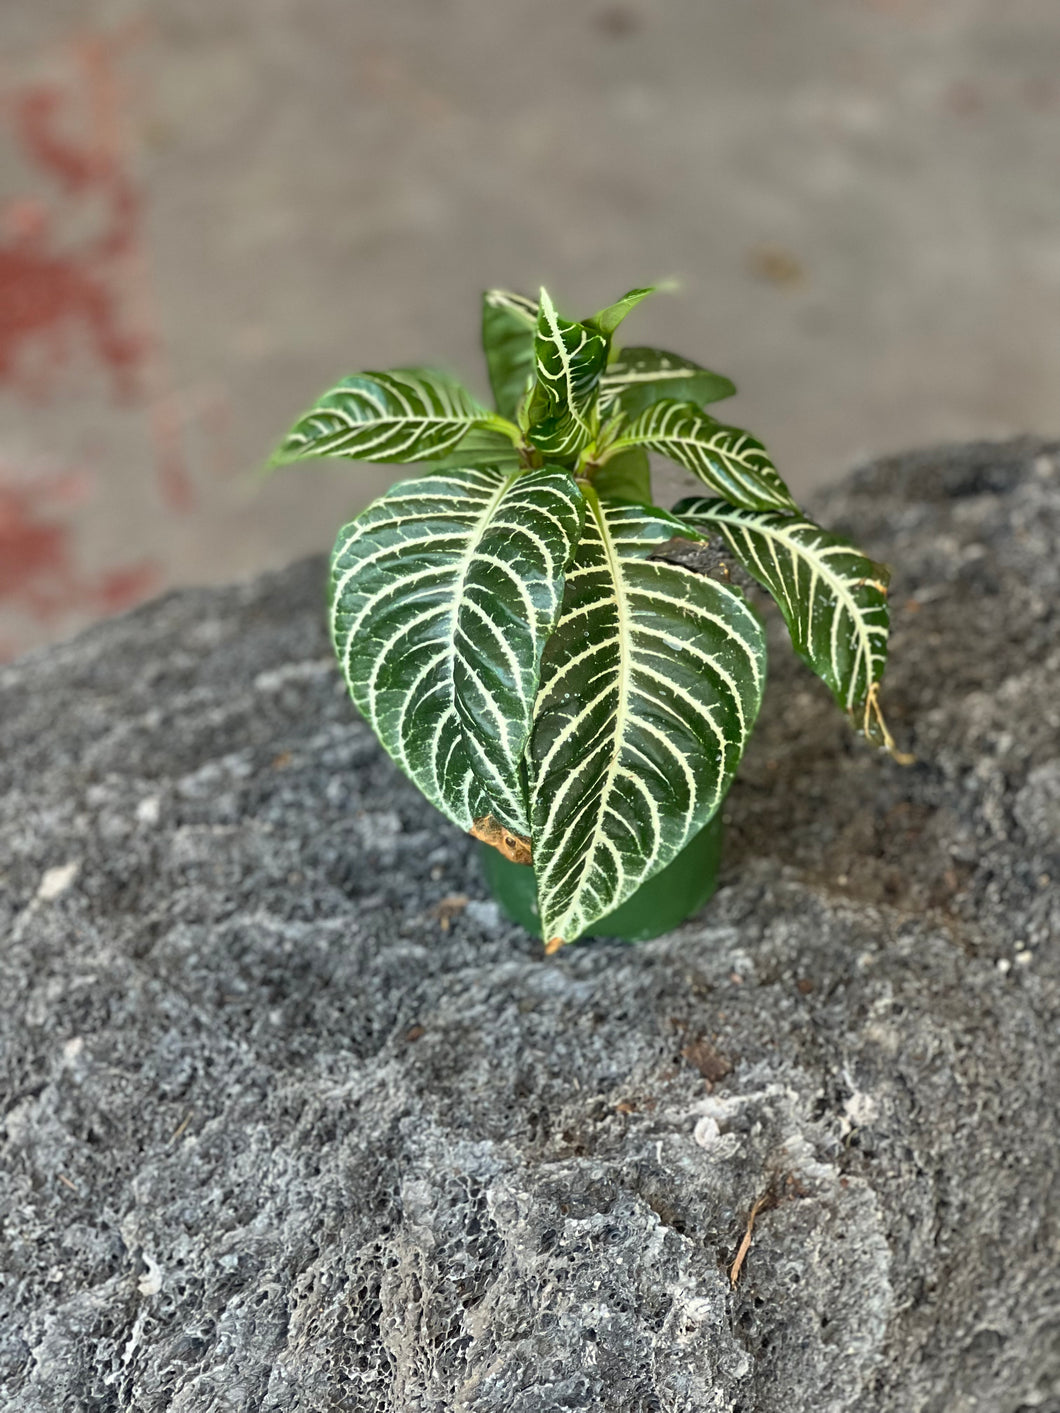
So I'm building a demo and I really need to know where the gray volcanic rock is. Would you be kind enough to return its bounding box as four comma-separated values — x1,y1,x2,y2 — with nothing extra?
1,439,1058,1413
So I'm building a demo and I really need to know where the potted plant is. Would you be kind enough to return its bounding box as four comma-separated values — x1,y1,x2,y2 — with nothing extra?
274,286,901,952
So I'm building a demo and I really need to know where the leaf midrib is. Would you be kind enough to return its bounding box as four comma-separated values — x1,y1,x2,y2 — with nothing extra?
447,472,521,677
570,489,642,894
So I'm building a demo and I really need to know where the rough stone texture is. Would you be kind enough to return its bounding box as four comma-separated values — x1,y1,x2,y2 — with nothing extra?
1,439,1058,1412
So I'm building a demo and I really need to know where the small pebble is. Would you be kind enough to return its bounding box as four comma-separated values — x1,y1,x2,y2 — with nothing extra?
37,862,79,901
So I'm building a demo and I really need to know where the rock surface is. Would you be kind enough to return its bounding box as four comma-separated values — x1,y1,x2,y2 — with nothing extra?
1,439,1058,1412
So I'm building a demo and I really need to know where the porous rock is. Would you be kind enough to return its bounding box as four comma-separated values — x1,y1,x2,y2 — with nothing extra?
1,439,1058,1412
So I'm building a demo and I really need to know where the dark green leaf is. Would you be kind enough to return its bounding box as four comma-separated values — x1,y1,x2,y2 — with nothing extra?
608,400,796,512
526,289,609,460
330,466,583,841
274,368,517,466
528,490,766,946
674,497,894,746
482,290,538,422
590,445,652,505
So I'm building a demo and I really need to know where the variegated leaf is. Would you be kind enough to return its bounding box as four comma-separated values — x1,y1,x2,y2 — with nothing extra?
452,470,585,833
528,491,766,947
526,289,609,460
330,465,584,843
482,289,539,422
674,497,893,745
275,368,517,466
608,399,796,512
598,347,736,420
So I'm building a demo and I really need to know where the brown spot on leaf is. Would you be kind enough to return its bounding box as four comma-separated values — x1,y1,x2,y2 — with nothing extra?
470,814,532,865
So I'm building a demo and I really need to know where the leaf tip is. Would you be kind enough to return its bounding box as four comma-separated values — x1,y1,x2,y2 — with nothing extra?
266,442,301,471
862,683,915,764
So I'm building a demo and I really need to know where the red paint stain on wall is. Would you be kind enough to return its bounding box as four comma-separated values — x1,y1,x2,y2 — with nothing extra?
0,31,193,508
0,464,157,638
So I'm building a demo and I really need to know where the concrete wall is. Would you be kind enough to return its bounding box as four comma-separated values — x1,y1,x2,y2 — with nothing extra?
2,0,1059,655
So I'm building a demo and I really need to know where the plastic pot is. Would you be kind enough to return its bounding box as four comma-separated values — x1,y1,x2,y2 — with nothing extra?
478,810,725,944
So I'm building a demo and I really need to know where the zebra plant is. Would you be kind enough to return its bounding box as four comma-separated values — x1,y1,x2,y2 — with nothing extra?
274,285,903,952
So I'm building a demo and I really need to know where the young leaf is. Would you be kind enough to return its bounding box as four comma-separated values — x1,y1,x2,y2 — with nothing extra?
585,286,657,338
598,347,737,420
607,399,796,512
590,445,652,505
330,466,584,843
528,491,766,948
526,289,609,459
482,290,539,421
674,497,894,746
274,368,517,466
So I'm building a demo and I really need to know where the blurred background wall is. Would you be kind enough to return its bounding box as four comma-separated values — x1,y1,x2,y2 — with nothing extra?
2,0,1058,658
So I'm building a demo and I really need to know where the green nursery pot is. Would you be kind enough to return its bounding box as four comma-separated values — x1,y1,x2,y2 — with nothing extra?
479,810,725,944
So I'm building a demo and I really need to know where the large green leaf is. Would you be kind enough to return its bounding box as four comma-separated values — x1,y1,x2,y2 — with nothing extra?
482,289,538,422
598,347,737,420
528,491,767,949
453,469,585,834
330,465,584,844
275,368,518,466
526,289,609,460
674,497,894,746
606,399,796,512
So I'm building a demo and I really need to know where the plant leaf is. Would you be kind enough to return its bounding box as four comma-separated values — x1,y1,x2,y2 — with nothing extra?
526,289,609,460
275,368,516,466
598,347,737,420
330,465,583,842
590,445,652,505
452,469,585,833
528,490,766,947
482,289,539,421
585,286,656,338
674,497,893,745
609,399,796,512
